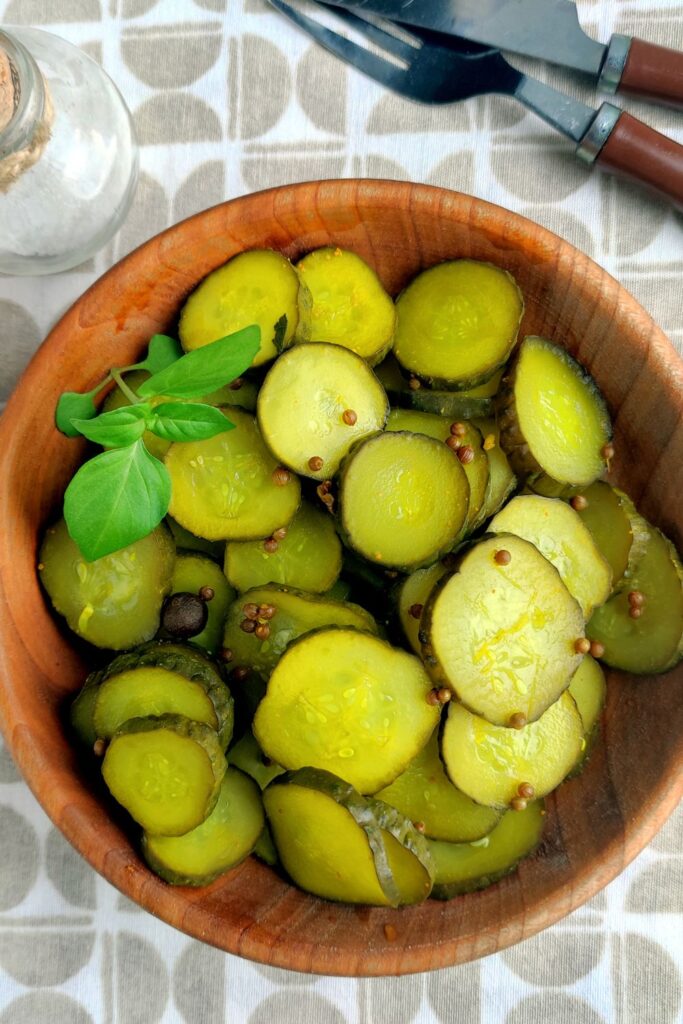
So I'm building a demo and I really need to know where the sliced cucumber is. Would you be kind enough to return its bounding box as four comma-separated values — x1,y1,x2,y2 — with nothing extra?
179,249,299,367
224,502,342,594
39,519,175,650
339,431,469,571
489,495,612,617
498,337,612,486
393,260,523,389
263,768,432,906
295,247,396,365
142,767,264,885
97,640,233,749
223,584,378,678
325,578,352,602
429,801,545,898
375,731,502,842
202,379,258,413
166,517,225,562
165,406,301,541
385,410,488,533
568,655,606,773
566,483,646,591
254,628,439,793
70,683,99,748
587,518,683,673
472,417,517,523
228,730,285,790
423,534,584,726
169,553,235,654
253,826,279,866
257,342,388,480
93,666,221,742
397,562,447,655
441,694,583,808
102,714,226,836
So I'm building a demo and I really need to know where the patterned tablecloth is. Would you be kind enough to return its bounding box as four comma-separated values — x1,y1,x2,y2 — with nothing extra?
0,0,681,1021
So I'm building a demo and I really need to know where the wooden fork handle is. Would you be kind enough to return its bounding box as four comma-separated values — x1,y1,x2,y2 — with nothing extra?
578,106,683,208
600,35,683,109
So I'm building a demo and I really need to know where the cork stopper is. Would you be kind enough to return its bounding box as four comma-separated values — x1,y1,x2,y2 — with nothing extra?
0,47,17,133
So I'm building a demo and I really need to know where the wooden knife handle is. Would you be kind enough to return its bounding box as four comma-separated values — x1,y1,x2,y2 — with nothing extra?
596,112,683,208
618,38,683,109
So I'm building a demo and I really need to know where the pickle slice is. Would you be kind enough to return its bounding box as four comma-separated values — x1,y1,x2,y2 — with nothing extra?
498,337,612,486
98,640,234,749
224,502,342,594
429,800,545,898
257,343,389,480
376,357,502,420
165,407,301,541
39,519,175,650
375,731,502,842
223,584,378,678
263,768,432,906
587,518,683,673
441,694,583,808
254,628,439,793
339,431,470,571
295,247,396,365
228,730,285,790
568,655,606,773
397,562,447,655
179,249,299,367
169,553,235,654
393,260,523,389
472,417,517,523
166,518,225,562
253,827,279,866
489,495,612,617
142,767,264,885
566,483,646,591
102,715,226,836
424,535,584,726
385,411,487,533
93,666,220,741
70,683,99,749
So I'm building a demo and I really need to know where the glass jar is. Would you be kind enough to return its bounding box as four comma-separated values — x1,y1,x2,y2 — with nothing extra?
0,28,138,276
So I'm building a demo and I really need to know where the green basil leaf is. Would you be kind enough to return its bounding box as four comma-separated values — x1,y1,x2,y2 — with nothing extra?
135,334,184,375
63,440,171,561
138,325,260,400
71,405,151,448
148,402,235,443
56,389,100,437
273,314,288,355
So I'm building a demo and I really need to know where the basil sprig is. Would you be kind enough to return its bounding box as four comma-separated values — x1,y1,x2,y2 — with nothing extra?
58,325,262,562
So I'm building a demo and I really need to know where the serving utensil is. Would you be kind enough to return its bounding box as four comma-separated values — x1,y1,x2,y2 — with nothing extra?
322,0,683,109
267,0,683,207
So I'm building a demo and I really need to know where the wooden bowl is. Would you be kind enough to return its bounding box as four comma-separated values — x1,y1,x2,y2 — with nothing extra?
0,180,681,976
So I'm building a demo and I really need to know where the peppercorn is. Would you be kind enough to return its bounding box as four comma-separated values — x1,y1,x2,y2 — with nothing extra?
272,527,288,542
219,647,233,663
240,618,257,634
517,782,535,799
161,592,208,639
263,538,279,554
449,422,467,438
589,641,605,658
408,377,421,391
427,689,441,706
628,590,645,607
494,549,511,566
446,435,462,451
231,666,249,682
198,585,214,602
342,409,358,426
509,712,527,730
409,603,423,620
259,604,277,620
437,687,452,704
629,606,643,619
570,494,588,512
457,445,475,464
255,623,270,640
308,456,324,472
510,796,527,812
243,603,260,620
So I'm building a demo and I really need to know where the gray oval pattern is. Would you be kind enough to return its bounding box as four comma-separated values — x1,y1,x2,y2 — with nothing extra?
249,993,345,1024
173,942,226,1023
0,930,95,986
0,993,93,1024
45,827,96,910
116,931,169,1024
0,806,39,911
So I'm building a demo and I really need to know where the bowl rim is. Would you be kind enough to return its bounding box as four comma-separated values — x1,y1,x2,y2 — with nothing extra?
0,178,681,976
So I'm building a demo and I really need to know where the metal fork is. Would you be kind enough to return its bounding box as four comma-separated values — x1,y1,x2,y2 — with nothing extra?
266,0,683,208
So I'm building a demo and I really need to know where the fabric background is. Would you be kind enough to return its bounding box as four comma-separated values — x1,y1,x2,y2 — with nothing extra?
0,0,681,1020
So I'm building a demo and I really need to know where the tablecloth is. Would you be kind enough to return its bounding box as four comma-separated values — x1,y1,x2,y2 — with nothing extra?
0,0,681,1020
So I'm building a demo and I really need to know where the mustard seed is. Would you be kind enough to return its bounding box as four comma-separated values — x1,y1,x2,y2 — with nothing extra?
342,409,358,426
272,527,288,542
272,466,292,487
574,637,591,655
427,689,441,706
518,782,535,799
263,538,279,554
255,623,270,640
629,606,643,619
437,687,452,704
570,495,589,511
494,549,511,566
243,603,260,620
308,455,324,472
589,641,605,659
409,603,423,620
628,590,645,607
93,738,106,757
259,604,277,620
219,647,233,663
510,796,527,811
408,377,421,391
509,712,527,730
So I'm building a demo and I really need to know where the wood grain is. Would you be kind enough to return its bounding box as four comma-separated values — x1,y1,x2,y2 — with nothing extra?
0,180,680,976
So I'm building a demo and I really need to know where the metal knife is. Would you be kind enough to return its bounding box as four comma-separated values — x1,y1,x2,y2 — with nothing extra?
322,0,683,109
